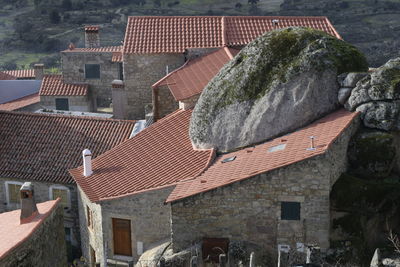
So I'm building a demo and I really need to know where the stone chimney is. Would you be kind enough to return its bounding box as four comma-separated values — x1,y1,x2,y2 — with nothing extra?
20,182,38,224
84,26,100,48
34,64,44,80
83,149,93,177
112,80,127,119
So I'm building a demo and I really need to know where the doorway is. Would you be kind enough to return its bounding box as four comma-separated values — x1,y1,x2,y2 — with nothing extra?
112,218,132,256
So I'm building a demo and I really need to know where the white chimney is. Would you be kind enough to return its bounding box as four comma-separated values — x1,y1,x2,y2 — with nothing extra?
83,149,93,177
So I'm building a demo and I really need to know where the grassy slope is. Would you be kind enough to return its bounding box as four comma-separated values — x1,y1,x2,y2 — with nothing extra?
0,0,399,69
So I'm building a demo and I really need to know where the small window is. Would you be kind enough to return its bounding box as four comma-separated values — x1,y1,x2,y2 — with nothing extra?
6,182,23,204
281,202,300,220
50,185,70,208
118,62,124,80
55,98,69,111
87,206,93,229
221,156,236,163
268,144,286,153
85,64,100,79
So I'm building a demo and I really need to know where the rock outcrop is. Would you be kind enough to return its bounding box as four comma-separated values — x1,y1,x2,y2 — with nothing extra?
190,27,368,152
348,129,396,178
344,58,400,131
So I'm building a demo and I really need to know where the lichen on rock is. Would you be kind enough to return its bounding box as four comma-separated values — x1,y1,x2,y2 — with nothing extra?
190,27,368,152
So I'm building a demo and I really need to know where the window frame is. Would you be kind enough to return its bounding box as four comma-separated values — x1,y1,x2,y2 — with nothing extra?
87,205,94,229
84,64,101,79
49,185,71,209
280,201,301,221
5,181,24,205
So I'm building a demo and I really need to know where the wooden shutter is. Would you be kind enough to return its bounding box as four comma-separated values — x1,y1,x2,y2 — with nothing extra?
112,218,132,256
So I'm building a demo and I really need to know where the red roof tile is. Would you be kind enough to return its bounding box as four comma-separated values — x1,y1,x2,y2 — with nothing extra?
123,16,341,54
85,25,100,32
0,199,60,260
0,93,40,111
225,16,342,46
3,69,35,79
112,52,123,62
62,46,122,53
0,71,16,80
0,111,136,184
153,47,239,101
70,109,214,202
166,110,358,202
39,75,88,96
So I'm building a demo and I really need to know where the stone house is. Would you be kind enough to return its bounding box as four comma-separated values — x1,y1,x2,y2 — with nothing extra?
61,26,123,113
69,109,214,266
57,16,340,119
152,47,239,120
0,111,136,260
166,110,359,259
0,186,67,267
39,74,92,111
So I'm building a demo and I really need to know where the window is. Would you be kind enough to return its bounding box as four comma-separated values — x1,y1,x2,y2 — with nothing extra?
55,98,69,111
49,185,70,208
118,62,124,80
85,64,100,79
281,201,300,220
6,181,23,204
87,206,93,229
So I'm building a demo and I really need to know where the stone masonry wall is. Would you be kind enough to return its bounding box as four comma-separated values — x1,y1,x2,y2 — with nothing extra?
124,53,185,119
40,95,92,112
170,117,359,253
154,85,179,120
0,202,67,267
61,52,120,109
100,186,174,262
0,178,80,249
77,186,104,265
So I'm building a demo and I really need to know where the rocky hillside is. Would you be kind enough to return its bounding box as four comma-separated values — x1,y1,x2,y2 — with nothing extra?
0,0,399,70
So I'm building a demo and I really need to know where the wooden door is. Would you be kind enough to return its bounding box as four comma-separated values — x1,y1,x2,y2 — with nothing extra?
112,218,132,256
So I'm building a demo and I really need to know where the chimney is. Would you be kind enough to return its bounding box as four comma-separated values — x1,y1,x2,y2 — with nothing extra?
34,64,44,80
112,80,127,119
83,149,93,177
20,182,38,224
84,26,100,48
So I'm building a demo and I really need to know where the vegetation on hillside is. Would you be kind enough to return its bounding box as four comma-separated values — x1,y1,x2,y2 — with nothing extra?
0,0,399,70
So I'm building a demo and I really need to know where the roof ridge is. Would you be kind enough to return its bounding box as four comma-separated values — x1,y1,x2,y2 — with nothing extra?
221,16,227,46
0,110,136,123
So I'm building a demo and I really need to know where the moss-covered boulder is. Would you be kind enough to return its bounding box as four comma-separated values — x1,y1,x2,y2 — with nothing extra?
345,58,400,131
190,27,368,152
348,129,396,178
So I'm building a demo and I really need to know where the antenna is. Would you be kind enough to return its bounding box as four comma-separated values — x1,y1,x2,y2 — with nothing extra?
307,136,316,151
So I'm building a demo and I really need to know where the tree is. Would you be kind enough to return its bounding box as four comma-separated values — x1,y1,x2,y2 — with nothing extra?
49,9,61,24
61,0,72,10
248,0,259,5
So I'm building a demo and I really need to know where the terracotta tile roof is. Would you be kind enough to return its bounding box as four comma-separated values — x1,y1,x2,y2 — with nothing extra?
0,71,16,80
153,47,240,101
39,75,88,96
0,199,60,260
85,25,100,32
112,52,123,62
166,110,358,203
70,109,215,202
123,16,341,54
224,16,342,46
3,69,35,79
0,111,136,184
62,45,122,53
0,93,40,111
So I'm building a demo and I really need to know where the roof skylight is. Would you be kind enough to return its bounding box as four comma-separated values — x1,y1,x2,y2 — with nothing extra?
221,156,236,163
267,144,286,153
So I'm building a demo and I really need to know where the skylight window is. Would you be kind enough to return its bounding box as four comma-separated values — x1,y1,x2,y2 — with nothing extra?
221,156,236,163
267,144,286,153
